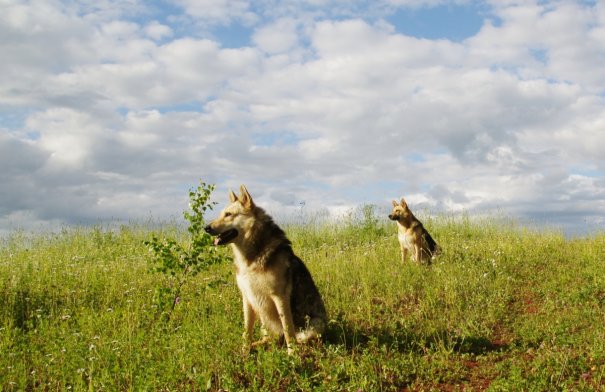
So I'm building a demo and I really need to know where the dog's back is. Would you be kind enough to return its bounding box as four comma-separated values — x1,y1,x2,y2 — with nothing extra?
417,221,440,260
288,251,327,339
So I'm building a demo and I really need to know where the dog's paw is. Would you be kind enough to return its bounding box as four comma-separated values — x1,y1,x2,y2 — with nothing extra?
250,337,270,348
286,344,296,356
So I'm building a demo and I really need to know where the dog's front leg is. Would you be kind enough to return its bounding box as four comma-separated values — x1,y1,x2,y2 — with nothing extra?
401,245,408,263
414,243,422,264
241,298,256,353
271,294,296,354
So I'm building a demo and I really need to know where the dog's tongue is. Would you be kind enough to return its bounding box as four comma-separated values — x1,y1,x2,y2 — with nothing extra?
213,237,220,246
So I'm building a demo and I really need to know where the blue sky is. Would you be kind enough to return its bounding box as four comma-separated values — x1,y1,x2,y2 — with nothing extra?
1,0,604,235
386,3,488,40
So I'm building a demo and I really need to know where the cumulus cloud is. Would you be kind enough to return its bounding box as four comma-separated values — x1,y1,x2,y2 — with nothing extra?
144,21,173,41
252,18,300,53
175,0,257,26
1,0,604,235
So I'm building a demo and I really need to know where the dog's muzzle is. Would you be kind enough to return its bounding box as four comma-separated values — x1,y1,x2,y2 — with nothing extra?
204,225,238,246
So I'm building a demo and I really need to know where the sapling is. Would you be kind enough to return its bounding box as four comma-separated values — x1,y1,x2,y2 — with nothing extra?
145,180,228,321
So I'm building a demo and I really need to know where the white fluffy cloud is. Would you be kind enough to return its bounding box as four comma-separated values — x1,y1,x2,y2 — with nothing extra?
1,0,604,235
252,18,300,53
176,0,257,26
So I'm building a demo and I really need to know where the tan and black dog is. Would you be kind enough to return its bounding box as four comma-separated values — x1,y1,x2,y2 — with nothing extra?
388,198,440,264
205,185,327,354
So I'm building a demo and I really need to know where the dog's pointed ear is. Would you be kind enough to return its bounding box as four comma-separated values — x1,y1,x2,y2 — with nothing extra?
392,200,399,208
229,189,238,203
400,198,408,208
239,185,255,209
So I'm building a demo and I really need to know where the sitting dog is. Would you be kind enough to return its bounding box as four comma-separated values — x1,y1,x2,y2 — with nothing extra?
388,198,440,264
205,185,327,354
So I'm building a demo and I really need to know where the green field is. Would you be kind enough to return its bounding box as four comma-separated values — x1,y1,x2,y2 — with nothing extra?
1,214,604,391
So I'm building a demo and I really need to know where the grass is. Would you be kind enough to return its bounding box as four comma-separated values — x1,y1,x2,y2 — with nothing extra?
1,215,604,391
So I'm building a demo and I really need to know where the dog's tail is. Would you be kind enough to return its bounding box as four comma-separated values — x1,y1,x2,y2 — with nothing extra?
295,317,326,343
432,243,442,258
424,231,441,258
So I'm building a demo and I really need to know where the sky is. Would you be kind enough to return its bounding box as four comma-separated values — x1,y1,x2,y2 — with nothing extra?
1,0,604,236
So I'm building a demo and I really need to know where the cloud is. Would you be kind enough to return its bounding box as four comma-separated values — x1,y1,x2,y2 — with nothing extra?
0,133,48,216
252,18,300,54
175,0,257,26
144,21,173,41
1,0,605,235
470,1,605,91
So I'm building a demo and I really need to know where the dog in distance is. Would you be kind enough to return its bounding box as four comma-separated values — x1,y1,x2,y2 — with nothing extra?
388,198,440,264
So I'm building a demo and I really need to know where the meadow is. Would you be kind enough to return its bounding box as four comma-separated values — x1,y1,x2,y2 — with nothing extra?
1,211,604,391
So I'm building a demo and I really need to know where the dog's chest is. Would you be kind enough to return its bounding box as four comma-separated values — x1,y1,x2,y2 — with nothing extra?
234,257,276,307
237,268,269,298
398,227,415,249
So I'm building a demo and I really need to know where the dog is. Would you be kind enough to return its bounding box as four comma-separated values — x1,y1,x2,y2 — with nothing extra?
204,185,327,354
388,198,440,264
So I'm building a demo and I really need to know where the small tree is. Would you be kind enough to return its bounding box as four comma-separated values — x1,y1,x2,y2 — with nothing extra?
145,180,228,321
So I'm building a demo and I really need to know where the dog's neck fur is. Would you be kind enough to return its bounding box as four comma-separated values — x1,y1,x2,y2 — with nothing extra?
231,207,290,267
397,210,420,231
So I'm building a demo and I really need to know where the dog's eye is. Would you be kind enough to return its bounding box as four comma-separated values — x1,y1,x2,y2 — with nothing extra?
224,212,232,217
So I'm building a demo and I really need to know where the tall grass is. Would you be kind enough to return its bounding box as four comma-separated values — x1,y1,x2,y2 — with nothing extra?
1,215,604,391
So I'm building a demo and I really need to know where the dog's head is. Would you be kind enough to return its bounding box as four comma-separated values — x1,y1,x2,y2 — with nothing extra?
204,184,255,246
388,198,412,224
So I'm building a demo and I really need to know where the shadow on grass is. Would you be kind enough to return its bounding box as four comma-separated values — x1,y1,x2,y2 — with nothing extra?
324,315,509,356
